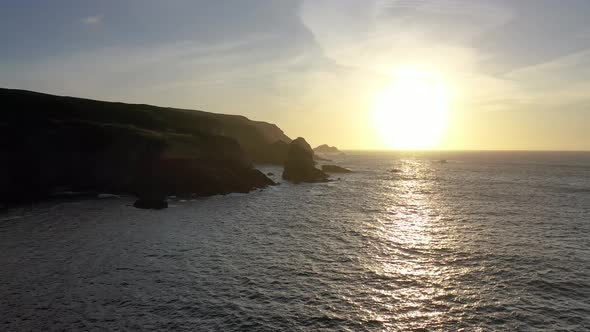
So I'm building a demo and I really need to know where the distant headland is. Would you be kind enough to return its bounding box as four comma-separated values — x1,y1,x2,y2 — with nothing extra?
313,144,342,154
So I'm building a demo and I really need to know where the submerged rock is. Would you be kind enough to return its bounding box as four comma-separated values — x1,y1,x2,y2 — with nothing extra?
133,192,168,210
283,137,328,183
321,165,353,173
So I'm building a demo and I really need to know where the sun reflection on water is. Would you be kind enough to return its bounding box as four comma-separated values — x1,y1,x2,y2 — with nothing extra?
359,158,459,328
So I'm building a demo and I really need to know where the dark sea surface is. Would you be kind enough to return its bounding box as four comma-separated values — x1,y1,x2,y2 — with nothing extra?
1,151,590,331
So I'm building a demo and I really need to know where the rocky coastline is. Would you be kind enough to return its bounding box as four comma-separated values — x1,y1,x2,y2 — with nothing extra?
0,88,351,209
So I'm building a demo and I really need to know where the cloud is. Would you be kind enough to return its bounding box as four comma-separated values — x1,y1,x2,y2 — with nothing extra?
300,0,513,109
80,15,102,25
474,0,590,73
300,0,590,117
501,49,590,108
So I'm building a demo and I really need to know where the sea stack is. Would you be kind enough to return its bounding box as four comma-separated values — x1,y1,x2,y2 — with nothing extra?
283,138,328,183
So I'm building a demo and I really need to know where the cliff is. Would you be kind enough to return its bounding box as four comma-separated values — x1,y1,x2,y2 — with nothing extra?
1,88,291,161
0,88,284,204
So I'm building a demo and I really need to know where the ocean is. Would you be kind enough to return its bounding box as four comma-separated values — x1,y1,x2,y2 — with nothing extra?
1,151,589,331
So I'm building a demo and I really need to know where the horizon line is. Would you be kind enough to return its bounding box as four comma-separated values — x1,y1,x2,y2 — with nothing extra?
338,149,590,153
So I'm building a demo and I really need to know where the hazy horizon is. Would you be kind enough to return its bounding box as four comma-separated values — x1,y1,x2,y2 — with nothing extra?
2,0,590,150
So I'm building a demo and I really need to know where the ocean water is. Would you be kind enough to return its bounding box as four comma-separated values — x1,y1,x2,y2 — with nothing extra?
1,151,589,331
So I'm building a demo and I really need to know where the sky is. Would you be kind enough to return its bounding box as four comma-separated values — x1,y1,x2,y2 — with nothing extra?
1,0,589,150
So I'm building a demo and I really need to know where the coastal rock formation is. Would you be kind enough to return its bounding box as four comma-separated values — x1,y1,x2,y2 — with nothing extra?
250,140,290,165
0,88,277,204
321,165,353,173
283,138,328,183
1,87,291,163
313,144,341,154
136,158,275,197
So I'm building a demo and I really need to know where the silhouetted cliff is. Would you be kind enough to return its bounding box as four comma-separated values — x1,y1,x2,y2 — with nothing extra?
0,88,283,204
1,88,291,161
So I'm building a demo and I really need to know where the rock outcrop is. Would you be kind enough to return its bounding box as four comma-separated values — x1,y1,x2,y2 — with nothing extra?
321,165,353,173
313,144,341,154
282,138,328,183
135,158,275,197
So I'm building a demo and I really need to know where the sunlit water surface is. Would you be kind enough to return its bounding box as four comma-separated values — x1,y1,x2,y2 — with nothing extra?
1,151,589,331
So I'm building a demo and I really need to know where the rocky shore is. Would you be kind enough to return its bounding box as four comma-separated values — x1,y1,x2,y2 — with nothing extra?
0,88,352,208
1,89,283,207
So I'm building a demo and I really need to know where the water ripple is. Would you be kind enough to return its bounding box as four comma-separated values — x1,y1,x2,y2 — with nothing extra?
1,152,590,330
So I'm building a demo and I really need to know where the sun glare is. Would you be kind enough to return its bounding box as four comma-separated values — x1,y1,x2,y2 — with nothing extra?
374,67,451,150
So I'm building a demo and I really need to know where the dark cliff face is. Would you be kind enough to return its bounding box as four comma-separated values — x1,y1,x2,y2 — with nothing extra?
249,140,290,165
0,88,279,204
0,88,291,164
282,138,328,183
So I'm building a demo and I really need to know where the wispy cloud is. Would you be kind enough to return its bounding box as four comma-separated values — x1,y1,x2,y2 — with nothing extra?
80,15,102,25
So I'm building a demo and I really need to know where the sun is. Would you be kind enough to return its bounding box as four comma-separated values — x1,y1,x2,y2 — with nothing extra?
373,67,451,150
